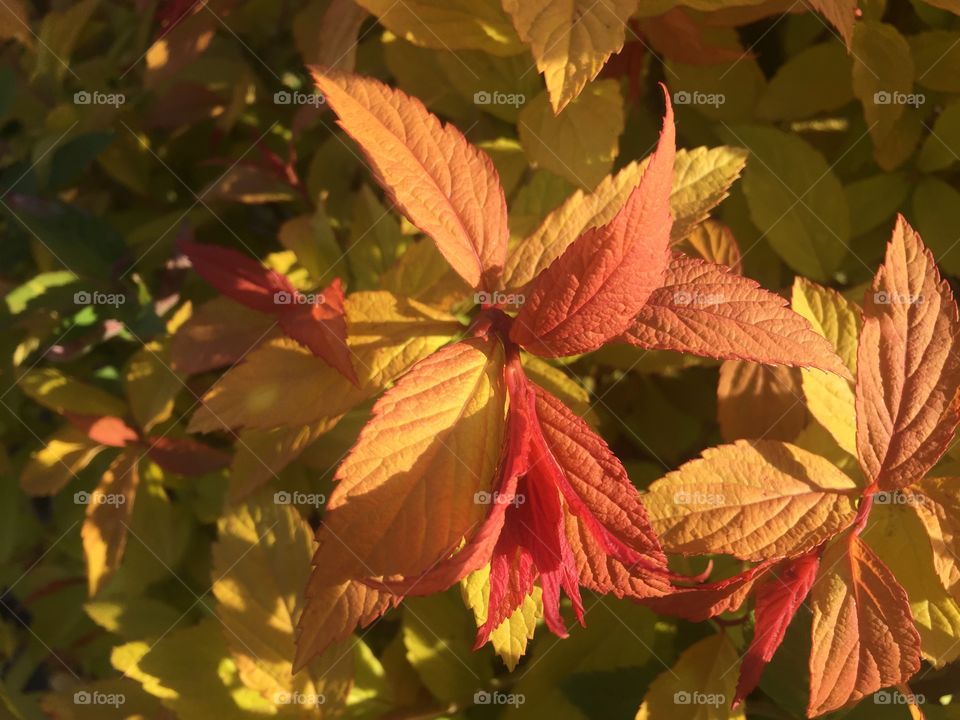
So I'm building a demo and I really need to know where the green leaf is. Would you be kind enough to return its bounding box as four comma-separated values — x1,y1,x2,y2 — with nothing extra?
918,99,960,172
911,31,960,92
911,176,960,275
757,42,853,121
845,173,910,237
729,125,850,281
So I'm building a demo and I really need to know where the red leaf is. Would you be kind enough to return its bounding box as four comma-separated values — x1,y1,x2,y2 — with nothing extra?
734,552,820,707
624,254,852,377
510,86,674,356
276,278,358,385
644,561,774,622
64,413,140,447
146,436,231,475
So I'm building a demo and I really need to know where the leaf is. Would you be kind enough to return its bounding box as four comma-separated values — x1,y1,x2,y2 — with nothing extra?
310,69,509,291
918,100,960,173
645,440,860,561
144,436,230,476
636,633,745,720
321,337,507,581
808,0,857,46
867,501,960,668
856,216,960,492
906,478,960,603
910,31,960,93
19,427,105,496
911,176,960,276
791,278,861,456
19,368,127,418
517,82,625,190
460,566,542,671
503,0,637,113
81,451,140,596
503,145,746,291
353,0,522,55
212,498,351,708
734,552,820,706
179,238,288,314
0,0,32,47
402,591,493,703
717,361,807,443
757,42,853,121
169,297,278,376
347,184,405,290
511,92,674,356
624,255,852,376
521,355,597,424
644,562,773,623
380,239,471,308
123,342,182,434
846,173,911,237
807,534,921,717
680,219,742,271
851,22,915,161
732,125,850,281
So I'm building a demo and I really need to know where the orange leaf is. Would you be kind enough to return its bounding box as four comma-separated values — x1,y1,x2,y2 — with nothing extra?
310,68,508,291
624,254,853,377
510,88,674,356
856,215,960,491
807,534,921,716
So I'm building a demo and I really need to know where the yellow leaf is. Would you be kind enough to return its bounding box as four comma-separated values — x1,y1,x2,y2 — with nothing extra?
322,336,507,579
503,146,746,290
681,219,742,270
867,500,960,667
646,440,860,561
461,565,542,671
636,633,745,720
212,498,352,708
521,354,598,425
791,278,860,456
354,0,522,55
123,341,182,433
81,452,140,596
503,0,636,112
518,81,624,190
19,368,127,417
907,478,960,603
19,426,105,496
380,239,471,309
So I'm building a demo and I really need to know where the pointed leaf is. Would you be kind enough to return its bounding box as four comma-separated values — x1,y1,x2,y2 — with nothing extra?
81,452,140,595
19,368,127,417
807,534,921,716
19,427,105,496
511,91,674,356
645,440,860,561
906,478,960,603
717,361,807,443
856,215,960,491
310,69,508,290
624,255,852,377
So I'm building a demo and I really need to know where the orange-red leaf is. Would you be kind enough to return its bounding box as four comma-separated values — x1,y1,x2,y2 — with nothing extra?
856,215,960,492
510,88,674,356
64,413,139,448
180,238,291,314
807,534,921,716
145,436,230,476
310,68,508,291
624,254,853,377
734,552,820,706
